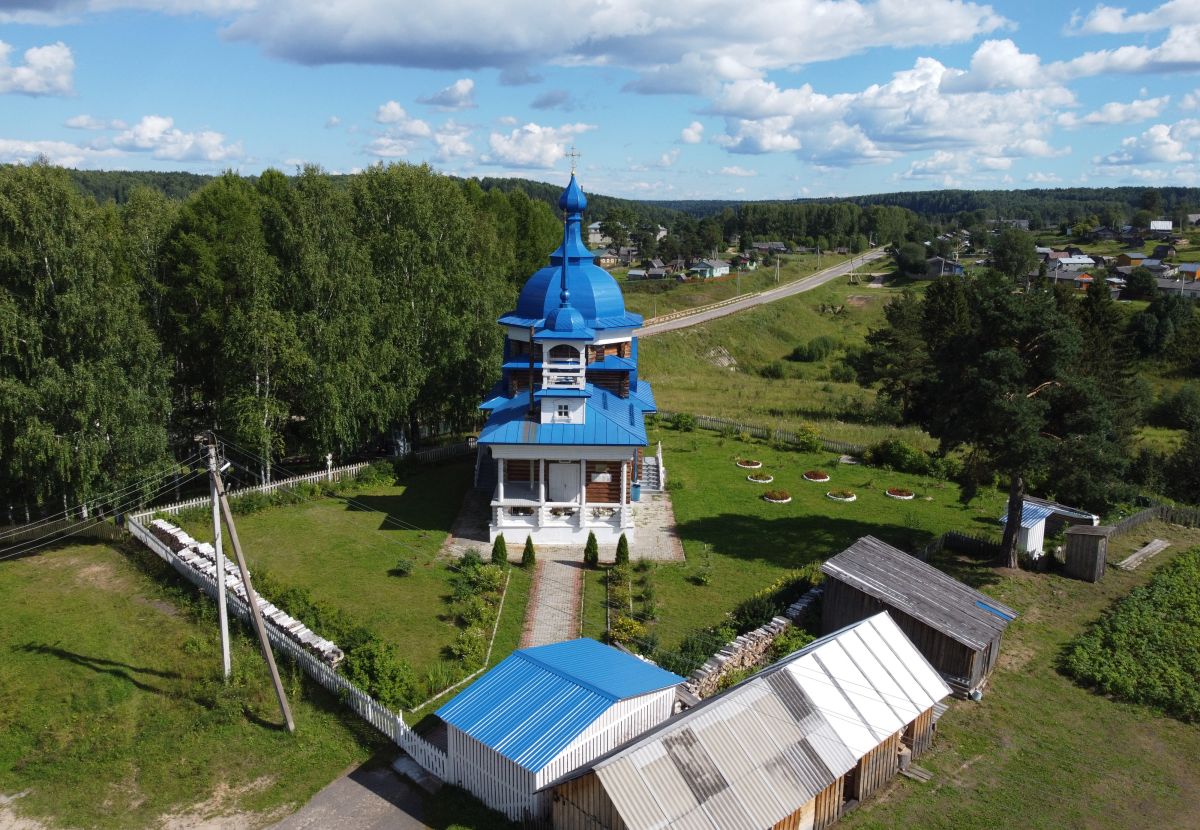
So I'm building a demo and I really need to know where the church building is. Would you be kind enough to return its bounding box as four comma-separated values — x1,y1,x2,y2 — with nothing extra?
477,173,656,545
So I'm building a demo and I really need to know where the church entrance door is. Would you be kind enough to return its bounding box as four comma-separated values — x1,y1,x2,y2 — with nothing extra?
548,462,578,503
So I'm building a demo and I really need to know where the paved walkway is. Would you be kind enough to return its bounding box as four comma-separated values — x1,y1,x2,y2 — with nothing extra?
637,249,887,338
521,553,584,647
269,763,428,830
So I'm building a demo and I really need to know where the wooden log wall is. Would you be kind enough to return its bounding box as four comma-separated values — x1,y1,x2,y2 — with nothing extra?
586,462,627,503
903,708,936,758
505,460,533,483
587,370,630,397
552,772,628,830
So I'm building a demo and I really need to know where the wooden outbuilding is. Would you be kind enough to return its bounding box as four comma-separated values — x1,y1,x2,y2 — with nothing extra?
548,613,951,830
821,536,1017,697
1063,524,1113,582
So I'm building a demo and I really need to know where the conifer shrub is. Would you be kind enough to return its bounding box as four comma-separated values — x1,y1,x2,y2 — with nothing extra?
584,531,599,568
615,533,630,566
522,535,536,568
491,535,508,565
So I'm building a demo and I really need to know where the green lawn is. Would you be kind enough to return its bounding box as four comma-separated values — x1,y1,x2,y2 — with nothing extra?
638,273,938,449
619,252,858,319
0,541,380,829
840,524,1200,830
177,461,478,675
644,425,1007,651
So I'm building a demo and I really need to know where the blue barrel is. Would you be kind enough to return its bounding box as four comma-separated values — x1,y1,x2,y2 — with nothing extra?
631,483,641,502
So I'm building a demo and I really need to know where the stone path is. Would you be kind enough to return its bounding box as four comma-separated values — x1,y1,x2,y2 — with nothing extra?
521,553,584,647
269,762,428,830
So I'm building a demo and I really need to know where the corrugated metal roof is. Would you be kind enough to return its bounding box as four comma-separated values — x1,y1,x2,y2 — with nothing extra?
583,614,950,830
477,386,647,447
821,536,1017,650
999,501,1055,528
436,639,682,773
999,497,1098,528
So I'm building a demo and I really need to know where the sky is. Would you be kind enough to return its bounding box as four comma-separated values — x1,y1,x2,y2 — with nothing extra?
1,0,1199,200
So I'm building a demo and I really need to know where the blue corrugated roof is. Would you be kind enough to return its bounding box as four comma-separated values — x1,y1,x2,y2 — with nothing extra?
478,386,647,447
998,501,1056,529
630,380,656,413
588,355,637,371
534,388,591,399
436,639,683,772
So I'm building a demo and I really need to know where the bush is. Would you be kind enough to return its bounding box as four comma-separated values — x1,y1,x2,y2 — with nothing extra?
584,531,599,568
759,360,786,380
770,625,816,661
389,558,414,577
449,627,488,667
863,437,931,474
669,412,696,432
343,637,419,710
792,424,823,453
615,533,630,566
608,615,647,647
522,535,536,568
828,362,856,383
789,334,839,362
491,535,508,565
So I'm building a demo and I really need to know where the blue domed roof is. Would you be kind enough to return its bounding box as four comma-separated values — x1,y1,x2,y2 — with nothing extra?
500,175,642,331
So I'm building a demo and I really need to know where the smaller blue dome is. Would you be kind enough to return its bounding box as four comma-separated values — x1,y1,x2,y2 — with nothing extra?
547,305,586,333
558,174,587,214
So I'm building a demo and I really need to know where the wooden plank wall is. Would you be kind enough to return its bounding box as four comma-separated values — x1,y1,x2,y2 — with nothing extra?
903,708,936,757
552,773,628,830
505,460,533,483
822,578,979,687
854,732,901,802
586,462,626,503
772,778,843,830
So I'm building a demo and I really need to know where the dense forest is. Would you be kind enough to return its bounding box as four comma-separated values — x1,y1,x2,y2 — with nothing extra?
0,162,564,517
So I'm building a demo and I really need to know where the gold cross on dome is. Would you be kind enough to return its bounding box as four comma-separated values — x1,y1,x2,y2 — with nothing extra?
566,144,580,174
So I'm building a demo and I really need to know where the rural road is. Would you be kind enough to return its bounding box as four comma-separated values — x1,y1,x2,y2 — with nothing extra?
637,248,888,338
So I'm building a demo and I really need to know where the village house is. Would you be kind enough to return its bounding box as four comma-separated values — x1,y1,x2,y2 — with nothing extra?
821,536,1017,697
476,174,657,545
587,221,609,247
924,256,963,278
688,258,731,279
1115,252,1147,268
549,613,951,830
1179,263,1199,280
592,249,619,267
436,638,684,823
999,496,1099,558
1149,219,1173,238
1152,244,1177,260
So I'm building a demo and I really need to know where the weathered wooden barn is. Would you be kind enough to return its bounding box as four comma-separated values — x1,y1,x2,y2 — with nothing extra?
435,638,683,823
548,613,951,830
821,536,1017,697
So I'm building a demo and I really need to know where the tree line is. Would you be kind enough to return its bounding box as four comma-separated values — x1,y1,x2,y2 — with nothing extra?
0,162,562,519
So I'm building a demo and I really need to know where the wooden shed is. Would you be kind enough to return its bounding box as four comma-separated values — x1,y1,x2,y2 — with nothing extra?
821,536,1017,697
1063,524,1113,583
548,613,951,830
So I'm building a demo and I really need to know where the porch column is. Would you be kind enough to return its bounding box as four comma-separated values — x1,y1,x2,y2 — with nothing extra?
538,459,545,504
497,458,505,502
579,460,587,529
620,459,629,527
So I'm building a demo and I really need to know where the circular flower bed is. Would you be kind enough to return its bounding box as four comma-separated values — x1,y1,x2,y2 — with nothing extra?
826,489,857,502
803,470,830,482
747,473,775,483
885,487,915,500
736,459,763,469
762,489,792,504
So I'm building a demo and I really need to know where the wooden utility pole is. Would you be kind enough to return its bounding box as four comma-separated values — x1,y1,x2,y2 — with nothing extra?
205,438,232,680
210,467,295,733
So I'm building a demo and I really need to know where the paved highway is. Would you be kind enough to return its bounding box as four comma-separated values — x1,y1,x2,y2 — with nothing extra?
637,248,889,338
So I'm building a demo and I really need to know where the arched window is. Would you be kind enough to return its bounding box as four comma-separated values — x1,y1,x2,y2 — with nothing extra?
548,344,580,362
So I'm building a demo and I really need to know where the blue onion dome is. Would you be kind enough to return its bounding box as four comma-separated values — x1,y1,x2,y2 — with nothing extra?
558,173,587,214
546,304,587,333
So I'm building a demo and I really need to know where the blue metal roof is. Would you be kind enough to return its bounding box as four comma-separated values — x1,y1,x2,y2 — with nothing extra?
533,388,591,399
630,380,656,413
588,355,637,371
436,639,683,772
998,501,1056,529
478,385,648,447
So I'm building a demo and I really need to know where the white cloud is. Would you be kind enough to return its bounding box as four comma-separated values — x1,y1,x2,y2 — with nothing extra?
1058,96,1170,128
324,115,340,128
418,78,476,110
483,122,595,169
1025,171,1062,183
366,136,415,157
432,120,474,159
1180,89,1200,110
0,137,120,167
65,114,126,130
720,165,756,177
113,114,242,161
376,103,434,136
1071,1,1200,34
658,149,679,167
0,40,73,95
679,121,704,144
1052,24,1200,79
940,39,1041,92
1098,120,1198,165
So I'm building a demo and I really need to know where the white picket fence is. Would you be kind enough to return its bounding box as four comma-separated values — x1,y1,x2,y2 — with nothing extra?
127,516,450,780
128,462,371,522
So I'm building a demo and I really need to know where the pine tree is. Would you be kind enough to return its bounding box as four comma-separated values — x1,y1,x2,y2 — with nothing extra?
491,535,508,566
584,531,599,568
522,535,536,568
615,533,630,567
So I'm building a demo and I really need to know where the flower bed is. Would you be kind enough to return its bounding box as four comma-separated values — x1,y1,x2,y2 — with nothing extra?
886,487,915,500
762,490,792,504
736,459,763,469
802,470,830,482
826,489,857,503
746,473,775,483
